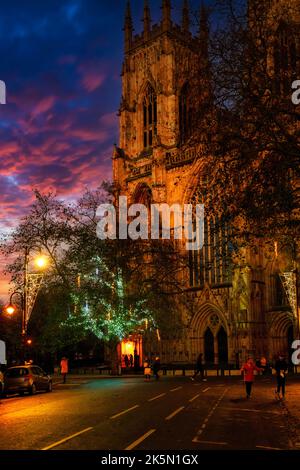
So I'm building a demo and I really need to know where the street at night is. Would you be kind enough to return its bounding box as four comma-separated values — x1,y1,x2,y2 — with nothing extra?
0,0,300,464
1,375,299,451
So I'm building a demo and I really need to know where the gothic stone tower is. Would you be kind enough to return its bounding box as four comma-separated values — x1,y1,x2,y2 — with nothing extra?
112,0,297,366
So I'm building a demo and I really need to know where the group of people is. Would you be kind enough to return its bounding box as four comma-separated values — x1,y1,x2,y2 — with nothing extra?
190,352,289,400
143,356,161,381
123,354,134,368
241,354,288,400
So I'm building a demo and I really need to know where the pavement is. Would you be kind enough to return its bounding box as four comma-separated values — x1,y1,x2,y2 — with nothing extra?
0,375,300,450
278,379,300,449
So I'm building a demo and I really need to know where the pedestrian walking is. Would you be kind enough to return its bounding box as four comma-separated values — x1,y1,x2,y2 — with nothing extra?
260,356,267,375
124,354,129,368
191,353,206,381
60,356,69,384
144,358,151,381
241,357,262,399
274,353,288,400
153,356,161,381
129,353,133,368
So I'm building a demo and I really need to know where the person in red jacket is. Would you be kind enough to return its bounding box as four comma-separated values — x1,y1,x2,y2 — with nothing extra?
60,357,69,384
241,358,262,399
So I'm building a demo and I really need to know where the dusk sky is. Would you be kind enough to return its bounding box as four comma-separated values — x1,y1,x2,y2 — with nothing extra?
0,0,215,298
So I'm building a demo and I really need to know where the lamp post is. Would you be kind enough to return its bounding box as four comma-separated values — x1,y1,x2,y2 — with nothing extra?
4,249,48,356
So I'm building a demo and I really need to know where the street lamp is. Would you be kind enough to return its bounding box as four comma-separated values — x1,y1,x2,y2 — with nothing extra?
3,250,48,339
5,305,16,316
35,256,48,269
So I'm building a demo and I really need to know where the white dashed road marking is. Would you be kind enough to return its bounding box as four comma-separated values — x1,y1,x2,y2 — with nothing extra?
42,427,93,450
165,406,185,421
192,388,229,443
125,429,156,451
193,439,228,446
170,386,182,392
148,393,166,402
110,405,139,420
189,394,200,403
256,446,283,450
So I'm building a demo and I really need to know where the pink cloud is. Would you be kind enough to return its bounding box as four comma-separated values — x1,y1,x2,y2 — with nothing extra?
81,72,106,92
78,60,106,92
31,95,56,118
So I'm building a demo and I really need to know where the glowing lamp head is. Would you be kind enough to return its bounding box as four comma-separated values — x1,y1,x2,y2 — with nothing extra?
26,339,32,345
35,256,48,269
5,305,15,315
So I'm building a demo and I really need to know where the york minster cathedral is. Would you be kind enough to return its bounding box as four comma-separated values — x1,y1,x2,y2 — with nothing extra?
112,1,300,367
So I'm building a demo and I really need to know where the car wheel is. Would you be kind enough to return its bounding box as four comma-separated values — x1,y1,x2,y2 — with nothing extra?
47,381,52,392
29,383,37,395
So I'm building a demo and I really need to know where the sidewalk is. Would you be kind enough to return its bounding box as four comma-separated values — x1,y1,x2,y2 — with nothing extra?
279,378,300,448
52,373,145,381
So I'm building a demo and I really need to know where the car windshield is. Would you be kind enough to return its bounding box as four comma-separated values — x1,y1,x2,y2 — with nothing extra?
5,368,29,378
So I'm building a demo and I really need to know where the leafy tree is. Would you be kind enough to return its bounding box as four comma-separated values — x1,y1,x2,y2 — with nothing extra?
1,187,186,368
187,0,299,249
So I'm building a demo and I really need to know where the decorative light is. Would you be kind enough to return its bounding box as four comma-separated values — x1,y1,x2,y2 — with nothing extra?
35,255,48,269
5,305,15,315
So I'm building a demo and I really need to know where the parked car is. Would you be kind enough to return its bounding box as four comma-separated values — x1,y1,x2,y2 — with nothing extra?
3,365,52,396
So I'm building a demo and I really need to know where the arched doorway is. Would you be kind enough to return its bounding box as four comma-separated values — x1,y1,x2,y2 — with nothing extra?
204,328,214,364
287,325,294,364
217,326,228,365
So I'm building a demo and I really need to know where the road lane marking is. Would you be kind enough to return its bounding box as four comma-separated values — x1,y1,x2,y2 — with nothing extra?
189,394,200,403
220,407,279,414
125,429,156,451
42,427,93,450
170,386,182,392
256,446,283,450
165,406,185,421
192,438,228,445
110,404,139,420
148,393,166,402
192,388,229,442
202,387,210,393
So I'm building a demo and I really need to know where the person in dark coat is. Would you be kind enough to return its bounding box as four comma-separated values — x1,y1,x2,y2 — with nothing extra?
191,353,205,381
124,354,129,368
274,354,288,400
129,354,133,368
153,356,161,380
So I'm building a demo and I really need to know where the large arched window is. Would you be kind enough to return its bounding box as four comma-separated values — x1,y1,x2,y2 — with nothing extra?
179,83,192,144
143,84,157,149
274,22,297,95
133,183,152,208
188,183,234,288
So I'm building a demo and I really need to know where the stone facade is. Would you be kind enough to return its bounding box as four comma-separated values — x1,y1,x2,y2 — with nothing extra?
112,1,299,366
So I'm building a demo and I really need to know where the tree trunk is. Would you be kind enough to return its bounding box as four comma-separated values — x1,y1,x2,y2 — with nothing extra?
109,339,121,375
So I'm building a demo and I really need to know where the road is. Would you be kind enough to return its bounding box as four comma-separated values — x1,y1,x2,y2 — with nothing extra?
0,375,294,450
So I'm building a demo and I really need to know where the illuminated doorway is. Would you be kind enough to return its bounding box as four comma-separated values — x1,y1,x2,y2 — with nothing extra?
120,335,143,368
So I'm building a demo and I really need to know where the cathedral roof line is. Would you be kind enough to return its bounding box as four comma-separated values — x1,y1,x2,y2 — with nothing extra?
123,1,209,54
